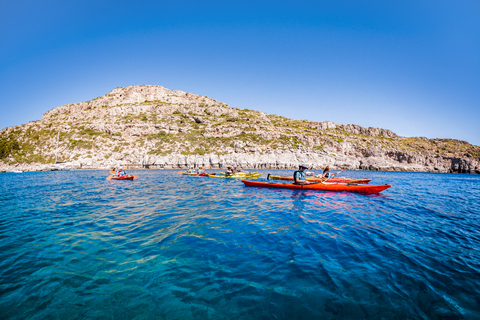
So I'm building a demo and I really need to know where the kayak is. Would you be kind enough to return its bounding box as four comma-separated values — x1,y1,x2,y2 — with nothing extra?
266,174,371,184
209,173,262,179
241,180,391,193
110,175,135,181
199,172,214,176
182,172,215,176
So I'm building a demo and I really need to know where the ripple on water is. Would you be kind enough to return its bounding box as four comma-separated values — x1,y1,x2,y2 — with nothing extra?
0,169,479,319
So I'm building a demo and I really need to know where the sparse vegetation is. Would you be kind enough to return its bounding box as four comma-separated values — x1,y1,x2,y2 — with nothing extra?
1,85,478,173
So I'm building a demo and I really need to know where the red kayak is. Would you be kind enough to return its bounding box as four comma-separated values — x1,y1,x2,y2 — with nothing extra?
242,180,391,194
111,176,135,180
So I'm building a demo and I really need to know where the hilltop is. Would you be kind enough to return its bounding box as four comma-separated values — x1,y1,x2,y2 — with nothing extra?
1,85,479,173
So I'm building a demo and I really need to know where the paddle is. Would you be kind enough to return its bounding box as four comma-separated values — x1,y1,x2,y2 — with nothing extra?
321,169,346,183
107,170,116,180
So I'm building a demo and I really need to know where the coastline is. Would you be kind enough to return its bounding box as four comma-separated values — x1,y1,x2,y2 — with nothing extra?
1,86,479,175
2,151,478,174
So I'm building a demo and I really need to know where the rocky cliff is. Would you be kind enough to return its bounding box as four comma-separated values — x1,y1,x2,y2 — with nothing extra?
1,85,479,173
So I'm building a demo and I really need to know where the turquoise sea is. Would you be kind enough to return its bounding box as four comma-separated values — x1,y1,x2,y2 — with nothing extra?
1,169,479,319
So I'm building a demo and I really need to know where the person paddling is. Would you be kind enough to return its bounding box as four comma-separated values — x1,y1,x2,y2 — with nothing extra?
293,164,313,185
317,166,338,180
225,166,234,176
117,168,126,177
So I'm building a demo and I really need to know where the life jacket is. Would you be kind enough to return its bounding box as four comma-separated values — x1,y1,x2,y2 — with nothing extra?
293,170,305,182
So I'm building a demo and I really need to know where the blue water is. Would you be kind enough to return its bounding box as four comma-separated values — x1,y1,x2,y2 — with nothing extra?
0,169,479,319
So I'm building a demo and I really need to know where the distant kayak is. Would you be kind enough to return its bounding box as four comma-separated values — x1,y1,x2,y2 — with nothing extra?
209,173,262,179
182,172,215,176
242,180,391,193
110,176,135,181
267,174,371,184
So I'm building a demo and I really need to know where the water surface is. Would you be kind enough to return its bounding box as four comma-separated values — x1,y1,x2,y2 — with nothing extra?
1,170,479,319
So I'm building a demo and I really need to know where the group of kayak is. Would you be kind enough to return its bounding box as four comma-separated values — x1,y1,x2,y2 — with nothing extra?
109,164,391,194
179,166,262,179
178,164,391,194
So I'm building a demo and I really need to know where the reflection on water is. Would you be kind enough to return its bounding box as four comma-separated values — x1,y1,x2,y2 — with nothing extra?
0,169,479,319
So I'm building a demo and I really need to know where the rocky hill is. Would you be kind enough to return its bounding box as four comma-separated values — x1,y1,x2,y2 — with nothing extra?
1,85,479,173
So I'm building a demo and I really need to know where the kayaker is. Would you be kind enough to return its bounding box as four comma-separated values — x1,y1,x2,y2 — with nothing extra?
187,167,196,174
317,166,338,180
226,166,234,176
198,166,205,174
234,166,242,173
117,168,126,177
293,164,312,185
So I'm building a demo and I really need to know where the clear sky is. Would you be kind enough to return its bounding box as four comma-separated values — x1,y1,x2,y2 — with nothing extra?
1,0,479,145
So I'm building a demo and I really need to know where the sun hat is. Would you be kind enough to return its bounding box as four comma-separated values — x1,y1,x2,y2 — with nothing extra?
299,164,308,169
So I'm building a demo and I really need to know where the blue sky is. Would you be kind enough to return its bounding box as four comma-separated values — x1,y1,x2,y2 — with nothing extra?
1,0,479,145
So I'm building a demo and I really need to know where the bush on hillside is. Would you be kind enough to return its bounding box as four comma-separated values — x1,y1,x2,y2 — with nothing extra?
0,135,20,159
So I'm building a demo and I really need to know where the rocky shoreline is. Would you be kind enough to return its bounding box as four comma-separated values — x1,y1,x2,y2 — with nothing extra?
1,85,479,174
2,149,478,174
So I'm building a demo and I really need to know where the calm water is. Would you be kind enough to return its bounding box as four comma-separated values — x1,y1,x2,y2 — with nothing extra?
0,169,479,319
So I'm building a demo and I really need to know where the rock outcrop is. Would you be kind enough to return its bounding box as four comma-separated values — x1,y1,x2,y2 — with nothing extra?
1,85,479,173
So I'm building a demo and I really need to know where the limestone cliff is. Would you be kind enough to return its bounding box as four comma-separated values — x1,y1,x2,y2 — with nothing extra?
1,85,479,173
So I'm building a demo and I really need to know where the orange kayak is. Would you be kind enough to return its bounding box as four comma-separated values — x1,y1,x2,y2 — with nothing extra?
267,174,371,184
242,180,390,194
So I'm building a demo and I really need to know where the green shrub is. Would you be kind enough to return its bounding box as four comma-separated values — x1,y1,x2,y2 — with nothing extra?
193,148,204,155
0,136,20,159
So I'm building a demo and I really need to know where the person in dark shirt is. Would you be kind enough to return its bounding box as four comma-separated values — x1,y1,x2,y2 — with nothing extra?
293,164,312,185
